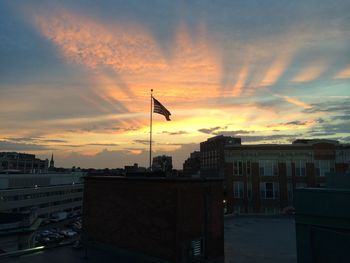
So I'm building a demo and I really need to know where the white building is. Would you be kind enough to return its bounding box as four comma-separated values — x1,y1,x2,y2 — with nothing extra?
0,173,84,218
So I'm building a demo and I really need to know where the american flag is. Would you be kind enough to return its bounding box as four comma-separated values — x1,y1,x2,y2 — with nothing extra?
153,97,171,121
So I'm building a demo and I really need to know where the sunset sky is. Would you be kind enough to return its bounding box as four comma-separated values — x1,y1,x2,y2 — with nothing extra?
1,0,349,168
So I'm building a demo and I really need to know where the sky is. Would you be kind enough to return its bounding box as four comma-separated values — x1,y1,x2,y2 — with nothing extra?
0,0,349,169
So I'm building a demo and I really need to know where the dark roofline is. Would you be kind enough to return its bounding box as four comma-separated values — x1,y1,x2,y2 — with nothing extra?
85,175,223,182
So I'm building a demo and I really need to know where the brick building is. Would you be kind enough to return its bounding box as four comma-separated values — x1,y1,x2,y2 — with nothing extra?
223,139,350,214
200,135,241,177
83,176,224,262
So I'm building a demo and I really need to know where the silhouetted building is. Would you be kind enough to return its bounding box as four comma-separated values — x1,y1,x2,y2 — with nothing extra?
0,152,48,174
48,153,54,171
294,172,350,263
152,155,173,175
200,135,241,177
83,176,224,263
183,151,200,177
224,139,350,214
124,163,147,175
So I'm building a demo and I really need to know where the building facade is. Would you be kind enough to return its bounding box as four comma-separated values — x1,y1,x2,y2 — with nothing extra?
224,139,350,214
183,151,201,177
0,152,48,173
200,135,241,177
0,173,84,219
152,155,173,175
83,176,224,262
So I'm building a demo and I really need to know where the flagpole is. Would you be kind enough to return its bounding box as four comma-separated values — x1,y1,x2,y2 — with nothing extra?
149,89,153,171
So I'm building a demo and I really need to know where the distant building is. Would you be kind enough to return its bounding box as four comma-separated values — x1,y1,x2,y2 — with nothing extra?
124,163,147,175
183,151,201,177
0,172,84,219
0,152,48,174
152,155,173,175
224,139,350,214
48,153,55,171
200,135,241,177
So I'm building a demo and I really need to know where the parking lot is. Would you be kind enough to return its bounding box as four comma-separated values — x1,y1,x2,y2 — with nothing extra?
224,215,297,263
35,216,82,246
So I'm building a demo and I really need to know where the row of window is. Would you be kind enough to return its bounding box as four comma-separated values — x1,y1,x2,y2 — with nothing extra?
1,188,83,201
233,182,308,200
39,197,83,208
232,160,335,176
233,205,279,214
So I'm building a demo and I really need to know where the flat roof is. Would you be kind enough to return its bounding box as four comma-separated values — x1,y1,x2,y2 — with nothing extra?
85,175,223,182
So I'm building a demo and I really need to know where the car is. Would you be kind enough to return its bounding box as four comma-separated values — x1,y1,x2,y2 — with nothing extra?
66,231,77,237
41,237,51,244
40,230,52,237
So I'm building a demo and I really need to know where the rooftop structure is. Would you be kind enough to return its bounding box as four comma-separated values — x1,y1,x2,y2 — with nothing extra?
82,176,224,262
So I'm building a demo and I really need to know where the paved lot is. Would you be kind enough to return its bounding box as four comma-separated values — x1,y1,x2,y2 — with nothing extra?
225,215,297,263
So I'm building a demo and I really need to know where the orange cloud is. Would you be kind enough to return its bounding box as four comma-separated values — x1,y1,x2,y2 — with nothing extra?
32,9,221,107
274,94,312,109
260,59,290,87
34,10,166,74
334,66,350,79
292,63,328,82
232,65,249,97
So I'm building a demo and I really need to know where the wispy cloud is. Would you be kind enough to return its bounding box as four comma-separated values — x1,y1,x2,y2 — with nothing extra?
334,65,350,79
274,94,312,109
0,140,53,151
291,63,328,83
162,131,188,136
198,126,226,134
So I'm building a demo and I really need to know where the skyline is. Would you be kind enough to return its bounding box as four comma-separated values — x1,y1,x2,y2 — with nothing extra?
1,0,350,169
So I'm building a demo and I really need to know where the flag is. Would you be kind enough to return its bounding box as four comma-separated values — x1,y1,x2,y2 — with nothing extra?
153,97,171,121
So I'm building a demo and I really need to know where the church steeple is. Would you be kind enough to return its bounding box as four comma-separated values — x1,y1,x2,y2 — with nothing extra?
49,153,54,169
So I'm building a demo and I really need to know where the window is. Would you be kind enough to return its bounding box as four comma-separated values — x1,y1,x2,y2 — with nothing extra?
265,183,274,199
233,160,243,175
260,182,279,199
246,160,251,175
295,160,306,176
233,181,244,198
234,160,252,176
287,183,293,204
247,182,252,200
286,161,292,177
191,239,203,257
259,160,278,176
314,160,335,176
